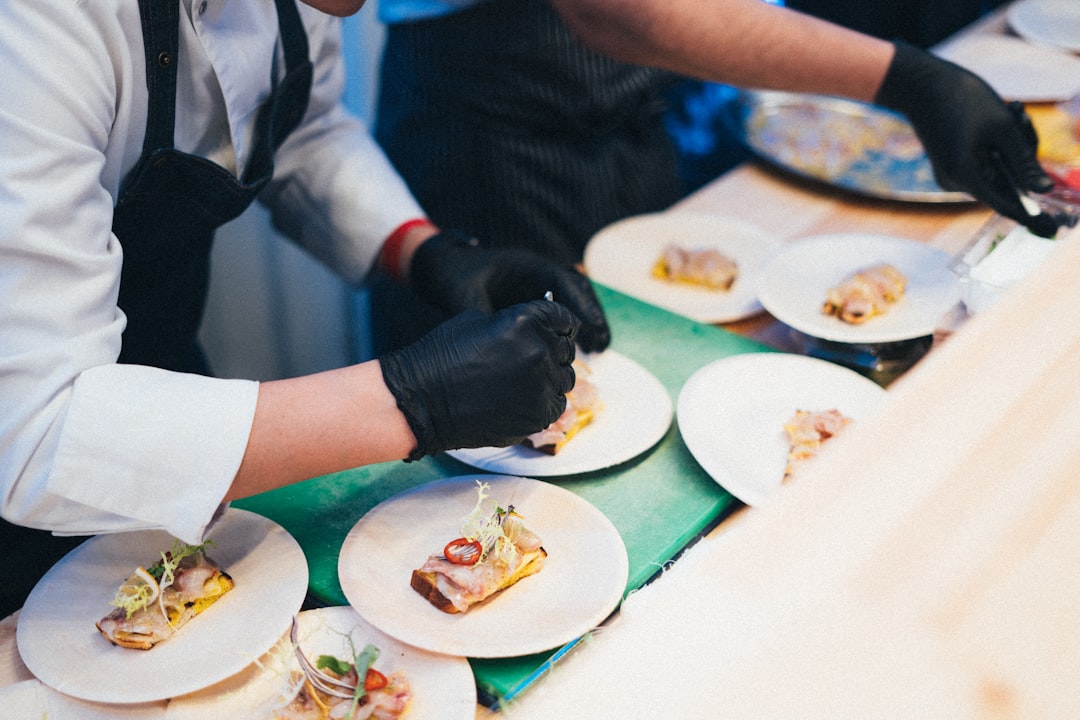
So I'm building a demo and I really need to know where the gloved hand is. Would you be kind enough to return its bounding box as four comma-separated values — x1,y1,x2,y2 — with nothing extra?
380,300,579,461
875,42,1059,238
408,230,611,353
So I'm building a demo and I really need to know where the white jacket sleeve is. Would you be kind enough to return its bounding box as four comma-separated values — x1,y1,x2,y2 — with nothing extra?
259,7,427,285
0,2,259,543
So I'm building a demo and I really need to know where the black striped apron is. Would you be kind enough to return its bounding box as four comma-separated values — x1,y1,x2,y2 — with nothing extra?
371,0,681,352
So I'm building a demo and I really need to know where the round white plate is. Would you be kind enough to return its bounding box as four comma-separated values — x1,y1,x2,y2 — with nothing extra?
1008,0,1080,54
338,474,629,658
165,606,475,720
17,508,308,704
583,212,782,323
677,353,886,507
756,233,960,344
935,34,1080,102
0,680,167,720
447,350,672,477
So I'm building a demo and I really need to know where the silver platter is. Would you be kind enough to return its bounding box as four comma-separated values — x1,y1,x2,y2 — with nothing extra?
728,90,973,204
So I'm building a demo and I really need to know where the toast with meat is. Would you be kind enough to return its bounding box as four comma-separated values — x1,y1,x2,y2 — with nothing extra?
783,408,852,481
96,540,233,650
411,482,545,614
523,359,601,455
652,244,739,291
822,263,907,324
410,546,547,614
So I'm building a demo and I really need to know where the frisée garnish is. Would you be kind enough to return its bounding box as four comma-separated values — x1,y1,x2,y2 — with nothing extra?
107,539,216,620
457,480,525,566
108,566,161,619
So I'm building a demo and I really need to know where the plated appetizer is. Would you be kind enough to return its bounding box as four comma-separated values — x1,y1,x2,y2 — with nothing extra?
822,263,907,324
523,359,602,455
783,409,852,481
411,481,546,614
277,617,412,720
652,244,739,291
96,539,234,650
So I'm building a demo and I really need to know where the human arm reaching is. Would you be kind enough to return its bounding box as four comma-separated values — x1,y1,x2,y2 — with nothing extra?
550,0,1059,236
228,300,578,497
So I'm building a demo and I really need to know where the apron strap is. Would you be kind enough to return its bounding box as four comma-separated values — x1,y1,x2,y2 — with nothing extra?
243,0,312,182
274,0,310,72
136,0,180,154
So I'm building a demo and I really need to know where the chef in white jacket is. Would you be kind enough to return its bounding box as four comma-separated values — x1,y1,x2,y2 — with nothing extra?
0,0,610,610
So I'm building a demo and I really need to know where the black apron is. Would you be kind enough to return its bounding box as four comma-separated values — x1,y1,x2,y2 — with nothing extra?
370,0,682,353
375,0,681,264
114,0,312,372
2,0,312,618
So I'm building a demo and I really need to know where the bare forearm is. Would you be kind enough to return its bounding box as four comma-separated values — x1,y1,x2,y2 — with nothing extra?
551,0,894,103
224,222,460,500
225,361,415,500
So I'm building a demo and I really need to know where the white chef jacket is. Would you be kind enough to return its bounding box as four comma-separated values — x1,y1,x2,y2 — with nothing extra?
0,0,424,542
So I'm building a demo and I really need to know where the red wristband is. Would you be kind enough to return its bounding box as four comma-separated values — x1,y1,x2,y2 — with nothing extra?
379,218,434,283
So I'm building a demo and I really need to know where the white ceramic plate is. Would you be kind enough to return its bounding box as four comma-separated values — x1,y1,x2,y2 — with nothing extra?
756,233,960,344
338,474,629,658
447,350,672,477
1008,0,1080,54
583,212,783,323
17,509,308,704
677,353,886,507
934,34,1080,102
0,680,166,720
165,606,475,720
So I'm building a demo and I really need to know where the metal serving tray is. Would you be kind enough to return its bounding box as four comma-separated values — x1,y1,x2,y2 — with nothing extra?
727,89,972,204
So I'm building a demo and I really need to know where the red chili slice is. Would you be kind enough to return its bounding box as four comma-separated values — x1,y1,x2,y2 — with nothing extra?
364,667,388,692
443,537,482,566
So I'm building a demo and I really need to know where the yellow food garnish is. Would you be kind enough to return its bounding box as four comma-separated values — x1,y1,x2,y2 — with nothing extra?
1028,104,1080,165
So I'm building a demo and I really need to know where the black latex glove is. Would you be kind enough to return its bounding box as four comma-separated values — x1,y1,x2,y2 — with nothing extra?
409,230,611,353
380,300,579,461
875,42,1059,238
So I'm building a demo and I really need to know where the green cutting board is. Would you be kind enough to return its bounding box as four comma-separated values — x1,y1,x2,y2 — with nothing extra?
235,283,771,705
